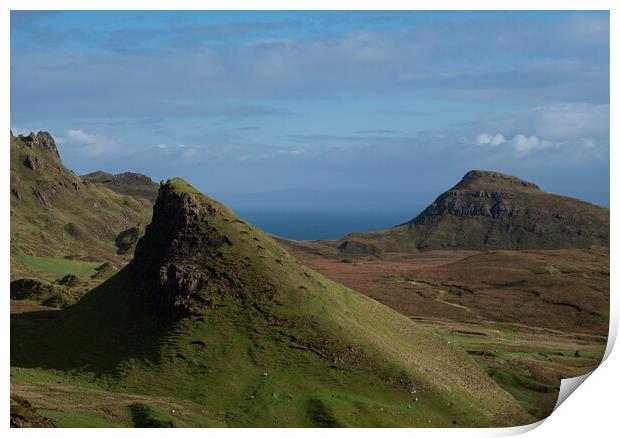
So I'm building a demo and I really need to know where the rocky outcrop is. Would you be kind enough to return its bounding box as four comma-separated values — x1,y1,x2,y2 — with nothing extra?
457,170,540,191
10,397,57,428
131,181,233,318
10,278,80,309
10,278,58,300
22,154,46,170
10,132,80,207
411,191,530,226
410,171,543,224
114,172,157,186
82,171,159,203
338,240,379,255
33,181,59,207
115,226,141,255
19,131,61,162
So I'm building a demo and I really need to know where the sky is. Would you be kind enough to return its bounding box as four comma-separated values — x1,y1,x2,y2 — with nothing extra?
10,10,610,224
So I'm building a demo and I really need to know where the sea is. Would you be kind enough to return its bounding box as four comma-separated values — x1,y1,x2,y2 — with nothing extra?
235,210,417,241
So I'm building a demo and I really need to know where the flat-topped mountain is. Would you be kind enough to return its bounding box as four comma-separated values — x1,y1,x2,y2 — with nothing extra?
82,171,159,203
12,178,531,427
447,170,542,192
338,170,609,254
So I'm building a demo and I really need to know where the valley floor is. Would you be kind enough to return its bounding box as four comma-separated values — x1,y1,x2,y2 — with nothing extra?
284,246,609,419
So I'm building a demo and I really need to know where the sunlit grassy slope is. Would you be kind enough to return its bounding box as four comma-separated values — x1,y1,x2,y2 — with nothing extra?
12,254,103,279
11,178,533,427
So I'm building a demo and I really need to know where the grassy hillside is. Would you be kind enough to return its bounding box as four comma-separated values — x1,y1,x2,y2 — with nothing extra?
283,245,608,419
12,255,103,279
10,131,152,288
11,178,532,427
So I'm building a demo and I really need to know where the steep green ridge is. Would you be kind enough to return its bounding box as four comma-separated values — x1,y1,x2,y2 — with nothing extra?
81,171,159,203
12,178,532,427
339,170,609,253
10,131,152,282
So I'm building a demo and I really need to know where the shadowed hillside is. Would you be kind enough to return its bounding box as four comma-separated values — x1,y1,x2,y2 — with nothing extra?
11,178,533,427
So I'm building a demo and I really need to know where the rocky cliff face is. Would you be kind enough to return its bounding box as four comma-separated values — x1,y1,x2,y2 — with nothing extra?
10,132,75,207
413,190,524,223
19,131,61,163
412,171,541,223
411,173,541,227
339,170,609,253
131,180,233,317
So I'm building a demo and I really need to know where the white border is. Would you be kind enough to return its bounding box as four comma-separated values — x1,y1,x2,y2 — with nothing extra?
2,1,616,436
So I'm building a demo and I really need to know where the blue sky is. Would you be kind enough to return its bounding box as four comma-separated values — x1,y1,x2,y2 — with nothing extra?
11,10,610,215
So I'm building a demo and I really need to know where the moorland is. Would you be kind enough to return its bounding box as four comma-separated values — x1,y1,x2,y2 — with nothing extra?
10,131,609,427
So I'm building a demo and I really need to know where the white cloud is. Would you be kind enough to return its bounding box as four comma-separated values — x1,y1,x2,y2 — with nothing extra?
65,129,120,156
476,132,557,155
471,102,608,162
478,103,609,144
476,133,506,146
510,134,555,155
66,129,97,144
156,143,168,150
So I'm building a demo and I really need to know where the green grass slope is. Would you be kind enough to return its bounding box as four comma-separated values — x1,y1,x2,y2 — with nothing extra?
12,178,532,427
339,170,609,254
10,131,152,283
